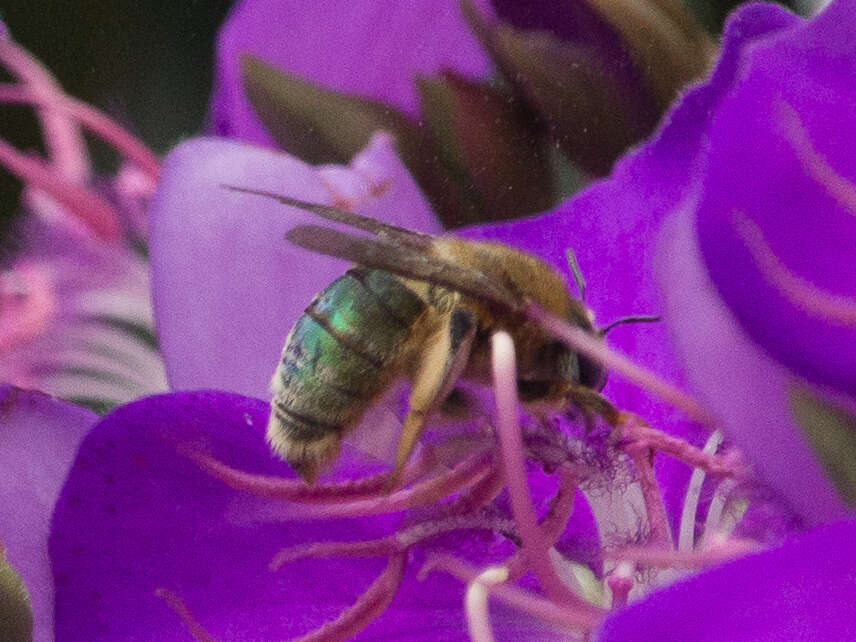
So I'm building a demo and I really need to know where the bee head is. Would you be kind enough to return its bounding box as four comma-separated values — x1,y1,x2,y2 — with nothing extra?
516,334,606,405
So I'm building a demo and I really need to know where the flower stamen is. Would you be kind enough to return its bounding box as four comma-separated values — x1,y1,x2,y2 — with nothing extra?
466,566,510,642
0,137,121,242
294,553,406,642
491,331,602,615
183,443,438,503
0,83,159,180
0,31,89,182
605,537,760,568
423,554,602,632
775,99,856,217
154,588,218,642
732,209,856,326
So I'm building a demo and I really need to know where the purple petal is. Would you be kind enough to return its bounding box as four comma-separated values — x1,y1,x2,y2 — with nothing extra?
0,386,97,642
696,1,856,393
461,3,802,525
212,0,492,145
149,135,442,398
598,519,856,640
49,390,556,640
655,208,847,525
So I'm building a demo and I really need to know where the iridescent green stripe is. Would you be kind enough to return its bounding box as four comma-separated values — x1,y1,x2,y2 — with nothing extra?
308,273,411,365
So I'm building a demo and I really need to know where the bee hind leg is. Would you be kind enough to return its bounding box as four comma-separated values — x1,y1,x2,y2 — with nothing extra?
386,308,476,491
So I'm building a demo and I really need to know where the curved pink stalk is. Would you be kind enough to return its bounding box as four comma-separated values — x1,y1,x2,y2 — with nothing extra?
622,419,741,477
270,537,397,570
158,555,406,642
0,138,121,242
625,441,671,545
732,209,856,327
272,511,518,571
776,99,856,217
289,451,493,519
507,466,577,581
0,83,159,180
295,554,406,642
423,554,603,633
0,35,89,182
155,589,218,642
185,444,437,503
604,538,760,568
527,303,714,425
491,331,602,616
187,443,492,518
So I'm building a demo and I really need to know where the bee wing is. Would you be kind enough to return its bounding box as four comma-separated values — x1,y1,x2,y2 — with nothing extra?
286,225,524,311
223,186,434,249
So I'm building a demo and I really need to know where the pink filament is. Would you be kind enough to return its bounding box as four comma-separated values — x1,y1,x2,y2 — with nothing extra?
0,83,159,180
625,442,671,545
776,100,856,217
185,444,437,503
295,554,406,642
158,555,406,642
507,466,577,582
290,451,493,519
423,554,603,632
606,538,760,568
0,36,89,182
491,331,602,616
270,537,397,570
527,303,714,426
622,418,742,477
0,137,121,242
732,210,856,327
155,589,218,642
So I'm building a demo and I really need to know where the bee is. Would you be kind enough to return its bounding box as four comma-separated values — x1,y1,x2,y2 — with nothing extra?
228,187,652,486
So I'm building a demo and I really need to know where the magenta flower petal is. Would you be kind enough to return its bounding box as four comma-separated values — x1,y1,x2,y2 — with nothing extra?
656,209,848,525
598,519,856,640
212,0,492,145
149,135,442,398
461,3,801,523
0,386,97,642
695,1,856,393
48,390,558,640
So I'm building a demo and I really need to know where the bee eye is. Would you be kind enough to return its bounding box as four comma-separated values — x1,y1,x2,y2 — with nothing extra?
579,354,607,391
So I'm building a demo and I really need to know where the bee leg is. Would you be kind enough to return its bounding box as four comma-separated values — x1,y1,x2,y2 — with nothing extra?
567,384,622,427
387,309,476,490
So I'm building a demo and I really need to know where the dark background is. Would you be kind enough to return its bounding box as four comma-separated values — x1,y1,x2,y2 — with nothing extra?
0,0,799,241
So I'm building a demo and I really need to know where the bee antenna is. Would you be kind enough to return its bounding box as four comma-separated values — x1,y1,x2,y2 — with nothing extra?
565,249,586,301
598,315,662,337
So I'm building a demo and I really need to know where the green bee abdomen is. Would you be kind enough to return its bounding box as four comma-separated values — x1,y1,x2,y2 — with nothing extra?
272,269,425,439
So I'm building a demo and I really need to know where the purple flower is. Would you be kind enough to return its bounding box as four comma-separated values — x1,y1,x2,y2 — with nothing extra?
0,27,167,408
7,1,856,640
41,3,803,640
653,0,856,525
